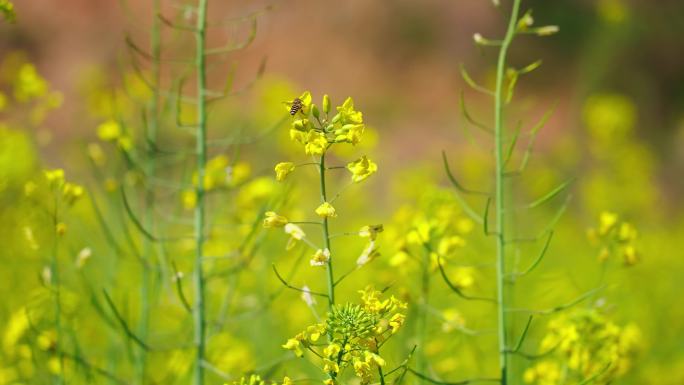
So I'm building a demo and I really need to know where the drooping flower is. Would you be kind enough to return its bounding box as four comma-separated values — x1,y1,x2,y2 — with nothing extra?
263,211,288,228
274,162,296,182
284,223,306,250
356,241,380,267
359,224,383,241
282,336,304,357
347,156,377,183
301,285,316,306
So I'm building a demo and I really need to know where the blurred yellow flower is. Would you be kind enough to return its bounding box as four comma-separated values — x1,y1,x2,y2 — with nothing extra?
96,119,122,141
263,211,288,228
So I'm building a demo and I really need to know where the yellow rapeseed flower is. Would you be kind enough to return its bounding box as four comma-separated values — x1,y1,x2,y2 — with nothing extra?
274,162,295,182
315,202,337,218
304,130,328,155
310,248,331,266
346,156,377,183
263,211,289,228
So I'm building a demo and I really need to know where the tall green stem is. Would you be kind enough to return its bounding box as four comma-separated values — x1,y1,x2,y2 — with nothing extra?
494,1,522,384
415,251,430,385
51,203,65,385
193,0,208,384
136,1,161,382
319,152,335,310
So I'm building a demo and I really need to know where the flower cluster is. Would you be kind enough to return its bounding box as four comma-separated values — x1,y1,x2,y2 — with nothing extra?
587,211,640,265
42,169,84,206
282,287,406,385
276,91,377,184
524,309,641,385
264,92,383,267
23,169,84,238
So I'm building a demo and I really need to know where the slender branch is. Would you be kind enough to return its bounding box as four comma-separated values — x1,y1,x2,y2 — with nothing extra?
171,261,192,313
102,290,151,351
436,256,496,303
271,264,330,298
512,231,553,277
460,64,495,96
460,91,493,134
505,286,605,315
193,1,209,383
406,368,500,385
442,151,490,196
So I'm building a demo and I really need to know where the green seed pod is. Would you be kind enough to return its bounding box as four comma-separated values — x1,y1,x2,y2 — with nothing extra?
322,94,331,114
312,103,320,119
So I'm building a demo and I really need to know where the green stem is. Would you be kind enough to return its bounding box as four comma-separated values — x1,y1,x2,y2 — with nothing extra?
494,1,522,384
378,364,387,385
415,250,430,385
51,208,65,385
319,152,335,310
136,1,161,382
193,0,208,384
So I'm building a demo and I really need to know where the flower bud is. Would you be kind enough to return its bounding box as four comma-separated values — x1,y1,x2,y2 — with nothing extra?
322,94,331,114
311,103,320,119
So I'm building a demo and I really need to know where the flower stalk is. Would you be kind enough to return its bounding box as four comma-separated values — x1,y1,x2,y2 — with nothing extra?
193,0,208,384
319,152,335,310
493,0,523,383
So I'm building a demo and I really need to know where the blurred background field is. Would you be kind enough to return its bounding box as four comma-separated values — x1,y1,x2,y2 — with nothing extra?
1,0,683,384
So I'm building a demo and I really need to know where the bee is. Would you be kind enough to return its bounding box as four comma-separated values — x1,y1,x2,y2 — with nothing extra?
289,97,303,116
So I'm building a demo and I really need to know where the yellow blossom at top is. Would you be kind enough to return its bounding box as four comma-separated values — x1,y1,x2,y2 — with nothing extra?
285,91,312,116
347,156,377,183
274,162,295,182
315,202,337,218
333,97,363,125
